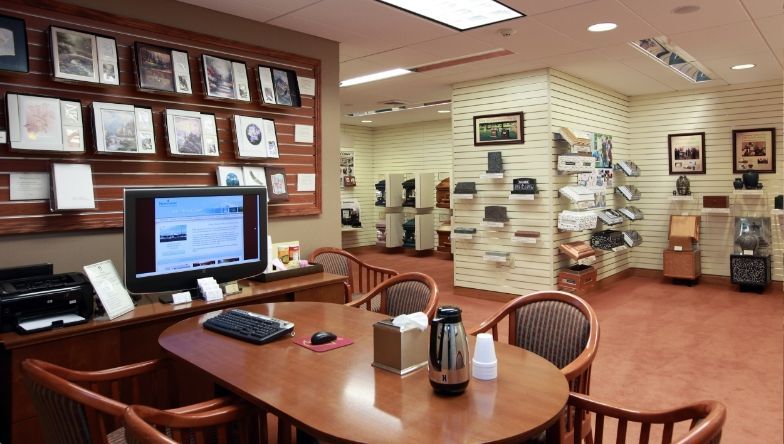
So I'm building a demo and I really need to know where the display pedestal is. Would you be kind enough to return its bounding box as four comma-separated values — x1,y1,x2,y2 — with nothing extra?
730,254,771,291
663,250,701,284
436,226,451,254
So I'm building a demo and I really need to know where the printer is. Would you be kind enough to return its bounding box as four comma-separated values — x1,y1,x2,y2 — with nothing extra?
0,272,95,334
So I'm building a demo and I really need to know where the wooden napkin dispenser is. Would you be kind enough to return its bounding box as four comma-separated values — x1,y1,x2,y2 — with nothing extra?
372,319,429,375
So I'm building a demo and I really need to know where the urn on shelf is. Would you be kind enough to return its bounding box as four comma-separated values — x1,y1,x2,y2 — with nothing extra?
742,171,759,190
675,175,690,196
733,178,744,190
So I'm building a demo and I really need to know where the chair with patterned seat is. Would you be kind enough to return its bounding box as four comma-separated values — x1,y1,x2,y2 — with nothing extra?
346,272,438,320
469,290,599,444
308,247,398,303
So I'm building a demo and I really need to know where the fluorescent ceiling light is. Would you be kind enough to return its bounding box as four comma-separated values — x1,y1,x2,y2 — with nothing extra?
346,100,452,117
731,64,755,70
587,22,617,32
630,38,711,83
340,68,411,87
377,0,524,31
361,120,373,123
437,110,451,113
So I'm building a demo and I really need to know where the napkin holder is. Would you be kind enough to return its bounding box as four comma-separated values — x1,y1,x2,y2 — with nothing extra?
372,319,428,375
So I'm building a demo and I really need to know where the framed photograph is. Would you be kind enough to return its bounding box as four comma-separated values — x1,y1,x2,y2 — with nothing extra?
593,133,613,168
0,15,28,73
92,102,155,154
50,26,118,85
732,128,776,173
473,112,524,146
668,132,706,174
6,92,84,152
216,166,244,186
135,42,192,94
164,109,219,157
202,54,250,102
265,167,289,203
233,115,267,158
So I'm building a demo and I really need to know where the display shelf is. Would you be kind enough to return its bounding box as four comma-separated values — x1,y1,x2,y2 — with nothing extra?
483,252,510,263
700,208,731,215
611,245,628,252
481,221,505,228
733,189,765,197
509,193,536,200
341,227,362,232
479,172,504,180
670,195,694,201
451,232,474,240
772,209,784,216
453,193,475,200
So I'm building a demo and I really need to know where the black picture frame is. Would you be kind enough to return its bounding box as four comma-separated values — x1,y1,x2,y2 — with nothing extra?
200,54,251,102
258,65,301,107
668,132,706,175
473,112,524,146
0,15,28,73
732,128,776,174
134,42,192,94
49,25,119,85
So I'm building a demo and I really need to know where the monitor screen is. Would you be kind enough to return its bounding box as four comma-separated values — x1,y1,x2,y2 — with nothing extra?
124,186,268,294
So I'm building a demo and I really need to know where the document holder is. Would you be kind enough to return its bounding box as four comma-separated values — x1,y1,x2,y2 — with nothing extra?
372,319,428,375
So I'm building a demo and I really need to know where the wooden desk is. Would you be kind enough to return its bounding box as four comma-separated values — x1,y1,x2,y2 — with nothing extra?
0,273,346,444
160,302,569,443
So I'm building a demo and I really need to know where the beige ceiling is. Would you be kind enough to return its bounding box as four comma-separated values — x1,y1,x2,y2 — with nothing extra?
179,0,783,127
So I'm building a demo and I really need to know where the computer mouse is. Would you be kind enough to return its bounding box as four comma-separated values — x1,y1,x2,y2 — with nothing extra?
310,331,337,345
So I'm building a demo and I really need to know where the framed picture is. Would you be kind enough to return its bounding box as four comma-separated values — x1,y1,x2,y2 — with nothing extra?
50,26,118,85
92,102,155,154
134,42,192,94
668,132,706,174
202,54,250,102
258,66,301,107
473,112,524,145
164,109,219,157
216,166,244,186
593,133,613,168
732,128,776,173
233,115,267,158
6,92,84,152
265,167,289,203
0,15,28,73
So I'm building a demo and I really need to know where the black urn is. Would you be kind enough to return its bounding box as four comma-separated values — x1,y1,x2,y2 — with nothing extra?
742,171,759,189
733,178,744,190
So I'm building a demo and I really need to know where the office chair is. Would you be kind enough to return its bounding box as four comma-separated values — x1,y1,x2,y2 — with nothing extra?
469,290,599,444
567,393,726,444
346,272,438,320
21,358,242,444
308,247,397,303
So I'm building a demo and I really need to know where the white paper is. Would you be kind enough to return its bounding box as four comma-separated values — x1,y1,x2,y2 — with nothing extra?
171,291,192,305
297,76,316,96
83,260,135,320
0,130,6,144
10,172,50,200
297,173,316,192
294,124,314,143
52,163,95,210
18,313,85,332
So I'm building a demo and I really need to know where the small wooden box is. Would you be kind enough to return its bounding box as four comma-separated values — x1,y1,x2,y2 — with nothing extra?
663,250,701,280
558,265,597,292
702,195,729,208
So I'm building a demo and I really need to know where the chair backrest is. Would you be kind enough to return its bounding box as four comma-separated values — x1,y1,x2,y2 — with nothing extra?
21,358,174,444
123,403,262,444
346,272,438,320
308,247,398,301
568,393,726,444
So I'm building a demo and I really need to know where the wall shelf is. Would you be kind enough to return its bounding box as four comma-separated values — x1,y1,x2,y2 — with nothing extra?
481,221,505,228
479,173,504,179
509,194,536,201
341,227,362,232
670,195,694,201
700,208,731,215
453,194,475,200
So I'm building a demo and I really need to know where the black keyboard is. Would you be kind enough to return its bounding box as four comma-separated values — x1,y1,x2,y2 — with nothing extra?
203,309,295,345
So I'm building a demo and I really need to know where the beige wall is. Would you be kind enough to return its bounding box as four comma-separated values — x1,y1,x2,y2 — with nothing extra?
0,0,341,274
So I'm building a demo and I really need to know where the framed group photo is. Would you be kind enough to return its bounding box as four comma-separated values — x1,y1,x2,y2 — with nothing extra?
473,112,524,146
732,128,776,173
668,132,706,174
0,15,28,73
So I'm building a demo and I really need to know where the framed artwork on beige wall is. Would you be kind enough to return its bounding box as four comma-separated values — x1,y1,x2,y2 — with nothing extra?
668,132,706,174
473,112,524,146
732,128,776,173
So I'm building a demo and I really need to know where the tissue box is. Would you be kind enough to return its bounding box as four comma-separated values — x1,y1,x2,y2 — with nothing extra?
372,319,429,375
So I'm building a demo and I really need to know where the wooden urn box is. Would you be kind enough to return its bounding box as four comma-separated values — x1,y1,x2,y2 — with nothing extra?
558,265,597,293
436,224,452,254
663,215,701,282
436,177,450,209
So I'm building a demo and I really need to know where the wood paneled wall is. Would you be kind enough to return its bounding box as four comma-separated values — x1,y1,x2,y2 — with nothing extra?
0,1,321,235
629,81,783,281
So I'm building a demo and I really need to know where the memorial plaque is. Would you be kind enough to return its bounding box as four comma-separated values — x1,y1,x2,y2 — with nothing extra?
454,182,477,195
486,151,503,174
512,178,537,194
483,206,509,222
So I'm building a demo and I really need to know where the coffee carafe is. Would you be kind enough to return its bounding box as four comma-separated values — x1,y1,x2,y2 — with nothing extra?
429,306,470,394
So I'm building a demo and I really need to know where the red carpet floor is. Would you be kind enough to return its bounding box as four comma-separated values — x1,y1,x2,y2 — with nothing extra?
348,247,783,443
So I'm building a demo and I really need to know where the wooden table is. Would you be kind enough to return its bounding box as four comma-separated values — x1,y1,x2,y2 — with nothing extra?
0,273,346,444
160,302,569,443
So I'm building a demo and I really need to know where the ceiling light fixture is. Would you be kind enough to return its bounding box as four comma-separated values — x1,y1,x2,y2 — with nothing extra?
340,68,412,87
630,38,711,83
437,110,451,113
731,63,756,70
376,0,524,31
361,120,373,123
587,22,617,32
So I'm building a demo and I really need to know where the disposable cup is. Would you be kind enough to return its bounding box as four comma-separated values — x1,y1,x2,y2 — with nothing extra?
472,333,497,380
472,360,497,380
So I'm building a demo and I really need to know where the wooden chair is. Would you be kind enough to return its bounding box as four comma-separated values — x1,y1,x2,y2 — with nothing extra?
308,247,398,303
123,403,263,444
20,358,240,444
568,393,726,444
469,290,599,444
346,272,438,320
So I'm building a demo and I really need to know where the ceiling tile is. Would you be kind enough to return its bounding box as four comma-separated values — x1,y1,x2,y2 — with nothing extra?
740,0,784,19
468,18,590,59
178,0,322,22
339,59,388,80
358,47,442,71
755,14,784,55
670,21,770,61
501,0,598,16
702,51,784,84
618,0,749,35
407,34,498,61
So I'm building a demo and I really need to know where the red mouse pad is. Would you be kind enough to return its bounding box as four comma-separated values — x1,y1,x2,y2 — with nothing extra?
293,336,353,352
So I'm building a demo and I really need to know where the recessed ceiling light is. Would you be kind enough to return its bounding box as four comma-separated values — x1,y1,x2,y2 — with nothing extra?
671,5,700,14
361,120,373,123
377,0,525,31
340,68,412,87
587,22,617,32
437,110,451,113
731,63,756,70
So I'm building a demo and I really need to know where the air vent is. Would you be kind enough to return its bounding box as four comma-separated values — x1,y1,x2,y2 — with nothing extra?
380,100,406,106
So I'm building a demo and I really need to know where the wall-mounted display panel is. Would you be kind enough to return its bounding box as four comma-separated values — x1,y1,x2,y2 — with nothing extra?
92,102,155,154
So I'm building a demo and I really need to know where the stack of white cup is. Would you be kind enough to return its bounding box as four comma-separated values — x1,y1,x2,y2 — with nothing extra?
472,333,498,380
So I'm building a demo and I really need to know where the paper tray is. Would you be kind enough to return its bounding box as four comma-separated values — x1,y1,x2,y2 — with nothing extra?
249,263,324,282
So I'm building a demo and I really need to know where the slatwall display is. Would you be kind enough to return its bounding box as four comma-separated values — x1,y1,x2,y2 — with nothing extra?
0,1,321,235
452,70,553,294
550,70,632,283
340,126,375,248
628,81,783,281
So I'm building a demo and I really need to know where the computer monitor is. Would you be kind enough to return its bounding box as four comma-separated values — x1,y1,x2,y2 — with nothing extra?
123,186,268,294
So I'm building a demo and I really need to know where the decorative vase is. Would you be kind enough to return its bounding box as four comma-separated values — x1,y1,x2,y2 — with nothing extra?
676,175,690,196
733,178,744,190
736,232,759,254
742,171,759,189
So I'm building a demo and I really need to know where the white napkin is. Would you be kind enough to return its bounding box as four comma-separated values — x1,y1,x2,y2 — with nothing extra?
391,312,429,331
